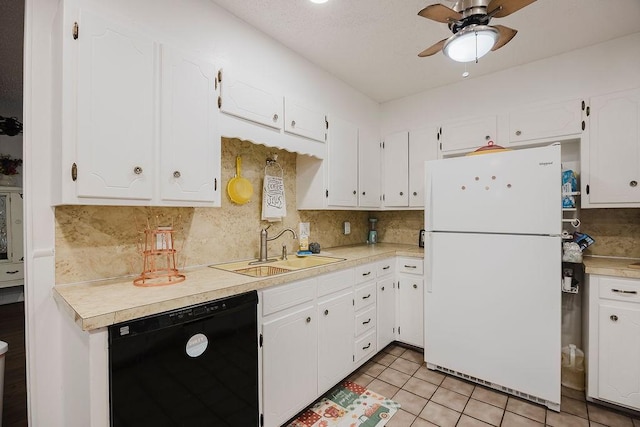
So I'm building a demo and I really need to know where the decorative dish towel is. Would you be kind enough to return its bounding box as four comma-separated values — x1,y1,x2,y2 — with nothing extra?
261,174,287,222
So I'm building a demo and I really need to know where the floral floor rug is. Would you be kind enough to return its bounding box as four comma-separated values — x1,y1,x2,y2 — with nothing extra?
287,380,401,427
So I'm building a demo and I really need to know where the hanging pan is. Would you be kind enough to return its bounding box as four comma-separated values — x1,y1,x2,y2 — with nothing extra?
227,155,253,204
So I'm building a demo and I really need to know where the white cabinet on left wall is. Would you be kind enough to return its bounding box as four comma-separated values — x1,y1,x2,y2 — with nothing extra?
52,6,221,206
0,189,23,289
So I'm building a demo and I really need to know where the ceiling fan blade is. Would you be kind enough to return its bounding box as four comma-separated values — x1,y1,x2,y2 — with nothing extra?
417,4,462,23
488,0,536,18
491,25,518,51
418,38,447,57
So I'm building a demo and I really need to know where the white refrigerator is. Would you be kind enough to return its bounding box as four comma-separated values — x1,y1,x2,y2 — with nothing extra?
424,144,562,411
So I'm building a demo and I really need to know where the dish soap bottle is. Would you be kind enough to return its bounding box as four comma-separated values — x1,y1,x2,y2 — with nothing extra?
367,218,378,244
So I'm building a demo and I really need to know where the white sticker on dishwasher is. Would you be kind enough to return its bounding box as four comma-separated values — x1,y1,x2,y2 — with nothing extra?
185,333,208,358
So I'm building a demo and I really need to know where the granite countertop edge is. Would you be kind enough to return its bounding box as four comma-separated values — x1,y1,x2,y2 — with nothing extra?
54,243,424,331
582,255,640,280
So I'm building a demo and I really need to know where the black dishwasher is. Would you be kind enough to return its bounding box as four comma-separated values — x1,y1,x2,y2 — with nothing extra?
108,291,258,427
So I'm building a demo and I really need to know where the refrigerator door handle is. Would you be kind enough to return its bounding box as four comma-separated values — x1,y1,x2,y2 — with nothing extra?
425,232,434,293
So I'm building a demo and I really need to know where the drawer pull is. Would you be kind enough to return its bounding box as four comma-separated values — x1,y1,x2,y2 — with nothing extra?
610,314,618,322
362,294,371,300
362,318,371,325
382,266,390,270
362,343,371,350
362,271,371,276
404,265,417,269
611,288,638,295
5,270,19,274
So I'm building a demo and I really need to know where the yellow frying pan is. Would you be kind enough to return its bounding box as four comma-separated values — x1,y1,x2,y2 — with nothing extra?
227,156,253,204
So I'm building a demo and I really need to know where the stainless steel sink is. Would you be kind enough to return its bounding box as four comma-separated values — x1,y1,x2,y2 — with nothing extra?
211,255,345,277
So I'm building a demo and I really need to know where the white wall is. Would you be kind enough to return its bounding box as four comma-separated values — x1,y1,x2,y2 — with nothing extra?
381,32,640,136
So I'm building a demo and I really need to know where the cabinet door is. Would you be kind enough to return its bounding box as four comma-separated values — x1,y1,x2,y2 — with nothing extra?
9,192,23,263
76,10,155,200
262,305,318,427
509,99,583,144
218,68,283,130
397,275,424,348
409,127,439,207
358,128,381,208
587,88,640,205
382,131,409,207
160,46,220,204
598,302,640,409
377,277,396,350
318,291,355,393
285,99,327,142
327,116,358,207
440,115,496,153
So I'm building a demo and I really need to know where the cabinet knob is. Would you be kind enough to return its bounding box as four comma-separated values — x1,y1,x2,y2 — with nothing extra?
306,316,311,323
413,284,418,289
173,171,181,178
362,191,366,196
630,180,638,187
291,120,296,127
353,190,357,195
273,113,279,122
515,130,522,136
133,166,143,175
610,314,618,322
399,191,403,196
324,309,329,316
485,135,491,140
413,191,417,196
381,286,385,291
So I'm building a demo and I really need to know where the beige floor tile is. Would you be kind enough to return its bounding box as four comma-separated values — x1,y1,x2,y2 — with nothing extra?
393,389,428,416
390,357,421,376
347,371,374,388
471,386,508,409
561,395,588,419
411,418,438,427
458,414,493,426
546,410,589,427
431,387,470,412
505,397,546,423
400,348,425,364
587,403,634,427
386,409,417,427
379,367,411,388
402,377,438,400
413,366,446,386
361,361,387,377
464,398,504,426
419,401,461,427
441,376,475,396
590,422,608,427
386,344,407,356
373,351,398,366
562,386,586,402
634,417,640,427
367,378,400,400
501,411,544,427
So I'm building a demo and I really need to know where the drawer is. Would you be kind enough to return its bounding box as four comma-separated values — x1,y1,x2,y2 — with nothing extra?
397,257,423,275
599,276,640,304
318,268,354,297
354,263,376,285
354,330,377,363
262,277,316,316
377,259,395,277
355,305,376,336
0,263,24,282
354,282,376,311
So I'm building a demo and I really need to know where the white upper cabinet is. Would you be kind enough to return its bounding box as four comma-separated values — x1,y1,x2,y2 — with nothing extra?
327,116,358,207
409,127,439,207
358,128,381,208
75,10,156,201
218,67,283,130
508,99,584,145
382,131,409,207
284,99,327,143
440,115,497,154
583,88,640,207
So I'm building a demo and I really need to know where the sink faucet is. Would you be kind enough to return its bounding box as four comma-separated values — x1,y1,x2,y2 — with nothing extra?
255,225,298,263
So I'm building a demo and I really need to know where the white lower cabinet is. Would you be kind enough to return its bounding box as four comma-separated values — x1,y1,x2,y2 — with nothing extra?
586,274,640,411
397,257,424,348
376,276,396,350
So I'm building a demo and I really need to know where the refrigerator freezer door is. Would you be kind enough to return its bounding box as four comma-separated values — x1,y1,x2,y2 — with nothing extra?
425,144,561,235
425,231,561,406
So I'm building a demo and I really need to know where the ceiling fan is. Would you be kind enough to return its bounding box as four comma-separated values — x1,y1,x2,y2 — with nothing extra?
417,0,536,62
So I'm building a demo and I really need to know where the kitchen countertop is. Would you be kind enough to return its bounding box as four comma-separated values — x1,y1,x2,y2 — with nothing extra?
53,243,423,331
583,256,640,279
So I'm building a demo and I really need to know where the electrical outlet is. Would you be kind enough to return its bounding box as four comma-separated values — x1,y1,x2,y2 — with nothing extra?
343,221,351,235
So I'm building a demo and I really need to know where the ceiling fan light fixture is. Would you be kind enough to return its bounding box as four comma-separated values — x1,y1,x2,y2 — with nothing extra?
443,25,499,62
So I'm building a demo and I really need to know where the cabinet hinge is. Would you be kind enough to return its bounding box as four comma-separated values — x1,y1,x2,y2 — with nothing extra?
260,414,264,427
352,299,355,306
217,96,222,109
325,116,329,130
382,194,385,201
217,69,222,83
352,355,355,362
439,127,442,135
397,280,400,289
398,326,401,335
393,327,396,334
71,163,78,181
581,100,585,111
586,184,590,195
382,141,385,149
439,142,442,150
393,281,396,289
214,178,217,191
581,121,585,131
325,189,329,198
586,106,590,117
259,333,263,348
72,22,79,40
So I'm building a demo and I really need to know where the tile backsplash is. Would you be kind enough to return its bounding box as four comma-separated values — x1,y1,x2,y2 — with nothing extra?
580,208,640,258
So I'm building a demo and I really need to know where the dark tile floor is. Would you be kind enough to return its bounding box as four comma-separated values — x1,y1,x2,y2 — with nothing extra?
342,343,640,427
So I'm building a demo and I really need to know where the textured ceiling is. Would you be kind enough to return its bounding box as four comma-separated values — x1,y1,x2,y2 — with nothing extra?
0,0,24,112
210,0,640,103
